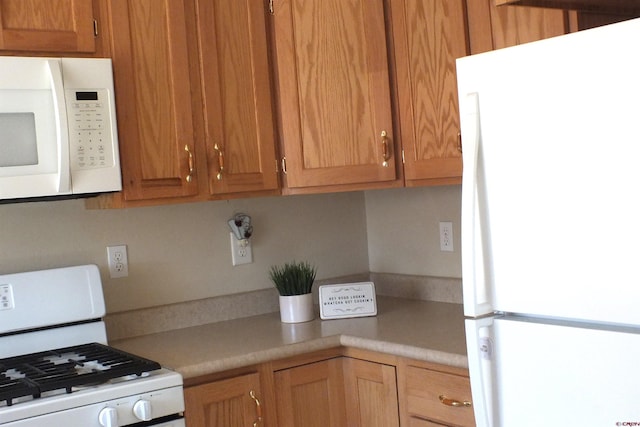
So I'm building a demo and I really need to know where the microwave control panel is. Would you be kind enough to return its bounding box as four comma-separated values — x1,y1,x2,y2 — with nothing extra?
66,89,115,171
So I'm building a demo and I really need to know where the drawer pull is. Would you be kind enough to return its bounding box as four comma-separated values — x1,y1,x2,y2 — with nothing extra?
439,394,472,408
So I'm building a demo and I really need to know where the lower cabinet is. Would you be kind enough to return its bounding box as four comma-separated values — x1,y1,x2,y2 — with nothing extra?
398,359,475,427
274,357,400,427
184,372,264,427
183,350,474,427
274,358,348,427
343,357,400,427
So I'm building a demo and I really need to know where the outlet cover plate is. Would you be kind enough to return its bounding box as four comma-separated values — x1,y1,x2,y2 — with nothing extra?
107,245,129,278
230,232,253,266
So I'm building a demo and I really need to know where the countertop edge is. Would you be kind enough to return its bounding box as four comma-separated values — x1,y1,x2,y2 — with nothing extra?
173,334,468,380
110,298,469,380
176,335,344,379
338,335,469,370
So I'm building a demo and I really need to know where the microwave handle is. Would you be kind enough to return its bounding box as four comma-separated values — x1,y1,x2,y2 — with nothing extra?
46,59,71,193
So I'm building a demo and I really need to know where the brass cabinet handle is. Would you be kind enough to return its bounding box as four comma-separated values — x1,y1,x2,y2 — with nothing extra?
213,143,225,180
381,130,391,167
439,394,472,408
250,390,263,427
457,132,463,153
184,144,194,183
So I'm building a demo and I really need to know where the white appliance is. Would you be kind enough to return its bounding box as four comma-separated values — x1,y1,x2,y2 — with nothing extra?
457,18,640,427
0,265,185,427
0,57,122,201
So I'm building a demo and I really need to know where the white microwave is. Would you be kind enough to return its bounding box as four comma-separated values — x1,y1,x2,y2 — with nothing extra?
0,56,122,202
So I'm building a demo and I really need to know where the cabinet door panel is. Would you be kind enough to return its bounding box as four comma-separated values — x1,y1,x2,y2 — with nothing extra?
0,0,95,52
467,0,569,54
111,0,198,200
196,0,279,195
273,0,397,188
344,358,399,427
184,373,262,427
274,358,347,427
391,0,467,184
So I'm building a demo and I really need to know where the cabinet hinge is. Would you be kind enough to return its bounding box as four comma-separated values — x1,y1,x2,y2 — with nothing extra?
93,19,99,37
268,0,274,15
401,149,405,164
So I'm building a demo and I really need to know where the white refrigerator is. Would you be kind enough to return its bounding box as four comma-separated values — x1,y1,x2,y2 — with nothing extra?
456,17,640,427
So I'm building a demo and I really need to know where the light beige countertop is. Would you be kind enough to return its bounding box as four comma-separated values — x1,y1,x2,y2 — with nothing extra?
111,296,468,380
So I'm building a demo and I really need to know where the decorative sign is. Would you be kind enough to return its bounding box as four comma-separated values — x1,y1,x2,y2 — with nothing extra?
319,282,377,320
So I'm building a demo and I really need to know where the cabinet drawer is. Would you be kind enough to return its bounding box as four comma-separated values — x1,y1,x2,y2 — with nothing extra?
409,417,449,427
405,366,475,427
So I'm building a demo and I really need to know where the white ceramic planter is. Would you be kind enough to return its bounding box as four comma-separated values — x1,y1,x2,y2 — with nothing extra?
279,293,314,323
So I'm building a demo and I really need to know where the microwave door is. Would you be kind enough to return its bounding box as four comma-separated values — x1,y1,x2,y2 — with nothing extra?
0,58,71,199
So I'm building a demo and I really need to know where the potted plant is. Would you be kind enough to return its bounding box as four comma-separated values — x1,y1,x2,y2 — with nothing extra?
269,261,316,323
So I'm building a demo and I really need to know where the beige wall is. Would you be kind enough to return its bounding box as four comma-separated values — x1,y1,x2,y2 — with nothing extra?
364,186,462,278
0,192,369,313
0,185,462,314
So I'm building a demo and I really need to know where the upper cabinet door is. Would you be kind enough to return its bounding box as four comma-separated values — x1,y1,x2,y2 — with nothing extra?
0,0,95,52
196,0,279,196
391,0,468,185
272,0,397,190
467,0,570,54
110,0,198,201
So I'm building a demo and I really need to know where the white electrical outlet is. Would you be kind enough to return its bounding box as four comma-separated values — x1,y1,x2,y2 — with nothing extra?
107,245,129,278
439,222,454,252
230,232,253,266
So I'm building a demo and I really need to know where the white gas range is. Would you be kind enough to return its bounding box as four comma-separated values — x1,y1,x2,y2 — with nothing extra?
0,265,185,427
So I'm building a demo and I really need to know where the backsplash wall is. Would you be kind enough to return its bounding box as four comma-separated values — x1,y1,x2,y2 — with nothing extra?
0,192,369,313
0,186,461,314
365,186,462,278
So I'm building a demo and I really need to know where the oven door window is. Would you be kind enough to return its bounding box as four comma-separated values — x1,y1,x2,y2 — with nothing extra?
0,89,58,177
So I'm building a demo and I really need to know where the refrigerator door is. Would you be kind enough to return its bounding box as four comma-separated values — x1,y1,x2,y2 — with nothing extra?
467,316,640,427
458,18,640,322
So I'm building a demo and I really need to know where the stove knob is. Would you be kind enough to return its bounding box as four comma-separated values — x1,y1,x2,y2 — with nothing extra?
133,399,152,421
98,406,119,427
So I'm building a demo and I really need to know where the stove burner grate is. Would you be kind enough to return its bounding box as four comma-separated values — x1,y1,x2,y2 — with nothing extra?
0,343,161,406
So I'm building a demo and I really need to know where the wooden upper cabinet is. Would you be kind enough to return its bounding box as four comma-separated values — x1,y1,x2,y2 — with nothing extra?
195,0,279,196
390,0,468,186
0,0,95,52
272,0,397,191
467,0,571,54
109,0,198,201
496,0,640,15
184,373,263,427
